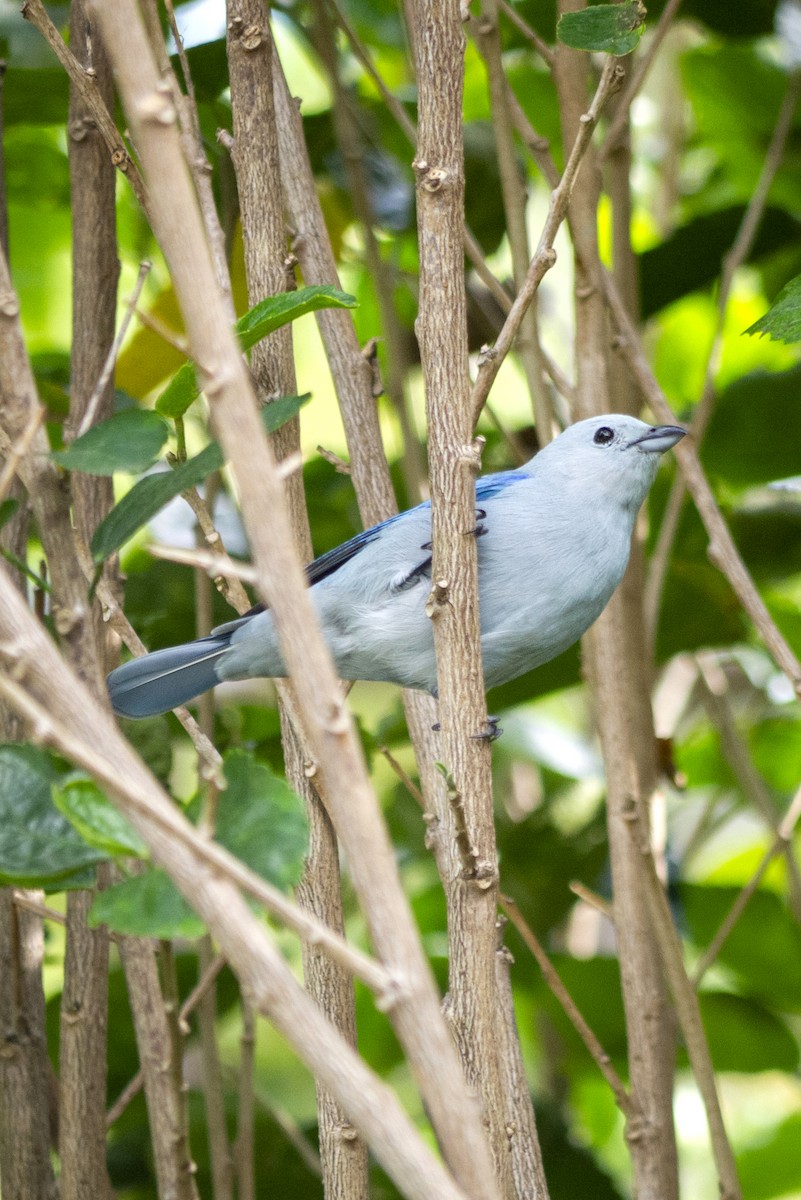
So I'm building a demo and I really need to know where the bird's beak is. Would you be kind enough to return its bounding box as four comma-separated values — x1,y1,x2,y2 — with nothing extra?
629,425,686,453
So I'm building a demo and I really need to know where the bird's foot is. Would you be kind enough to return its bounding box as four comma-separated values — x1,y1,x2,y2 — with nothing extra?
471,715,502,742
431,717,502,741
470,507,488,538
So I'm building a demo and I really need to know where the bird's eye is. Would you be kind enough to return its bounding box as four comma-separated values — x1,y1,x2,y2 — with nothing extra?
593,426,615,446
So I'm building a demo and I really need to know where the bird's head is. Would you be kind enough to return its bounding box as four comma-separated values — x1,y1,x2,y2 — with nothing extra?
536,414,685,512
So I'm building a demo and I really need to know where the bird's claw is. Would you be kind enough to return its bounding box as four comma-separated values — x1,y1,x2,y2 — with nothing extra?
471,715,502,742
432,717,502,741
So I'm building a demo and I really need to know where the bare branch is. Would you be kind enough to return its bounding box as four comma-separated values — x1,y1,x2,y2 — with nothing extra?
501,897,632,1117
471,57,623,425
20,0,147,209
603,270,801,698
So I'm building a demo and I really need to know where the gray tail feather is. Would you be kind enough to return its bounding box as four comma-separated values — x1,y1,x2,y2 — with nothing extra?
107,635,230,719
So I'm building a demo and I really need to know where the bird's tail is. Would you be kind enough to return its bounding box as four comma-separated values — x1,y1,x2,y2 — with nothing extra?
107,634,231,719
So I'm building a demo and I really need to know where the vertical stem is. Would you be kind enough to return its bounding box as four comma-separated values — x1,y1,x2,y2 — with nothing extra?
59,6,118,1192
226,8,370,1195
0,893,57,1200
475,0,554,440
235,1000,256,1200
554,11,679,1197
412,1,516,1194
119,933,200,1200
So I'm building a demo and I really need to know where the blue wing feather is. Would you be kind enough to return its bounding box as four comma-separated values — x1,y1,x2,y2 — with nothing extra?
212,470,529,633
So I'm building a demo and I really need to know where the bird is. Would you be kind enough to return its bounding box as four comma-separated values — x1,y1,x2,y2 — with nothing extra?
107,414,685,719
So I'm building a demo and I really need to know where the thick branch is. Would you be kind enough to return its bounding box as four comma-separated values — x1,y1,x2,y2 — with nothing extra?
89,4,499,1191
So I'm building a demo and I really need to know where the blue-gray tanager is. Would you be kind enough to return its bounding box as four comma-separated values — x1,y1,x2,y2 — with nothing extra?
108,414,684,719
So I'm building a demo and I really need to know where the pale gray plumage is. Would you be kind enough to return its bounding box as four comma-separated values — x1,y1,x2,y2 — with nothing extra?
107,414,685,719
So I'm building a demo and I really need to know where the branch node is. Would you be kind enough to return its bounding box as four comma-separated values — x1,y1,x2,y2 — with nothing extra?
412,159,449,192
136,85,177,126
0,290,20,317
425,579,450,618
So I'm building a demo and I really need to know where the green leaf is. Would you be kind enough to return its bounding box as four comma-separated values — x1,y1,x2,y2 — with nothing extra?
52,777,149,858
88,750,307,939
697,992,799,1073
52,409,170,475
89,868,205,939
737,1114,801,1200
747,274,801,344
156,285,356,417
89,396,310,562
213,748,308,890
236,287,356,350
557,2,646,55
703,364,801,489
0,498,20,529
0,745,106,888
681,883,801,1012
90,442,221,562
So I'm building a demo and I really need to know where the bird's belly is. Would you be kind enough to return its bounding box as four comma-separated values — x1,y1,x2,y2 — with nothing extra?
318,585,437,692
478,550,623,688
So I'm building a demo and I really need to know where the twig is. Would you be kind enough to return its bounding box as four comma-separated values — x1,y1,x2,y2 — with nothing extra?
641,860,741,1200
643,68,801,645
327,0,514,315
472,0,555,439
603,269,801,700
496,0,553,65
693,779,801,986
76,261,151,437
12,891,67,926
568,881,613,920
695,651,801,918
471,57,624,425
72,534,225,779
0,669,395,1002
133,304,189,355
149,542,259,590
107,952,227,1128
235,1000,256,1200
378,744,426,809
20,0,147,209
0,406,44,506
600,0,684,160
501,895,632,1117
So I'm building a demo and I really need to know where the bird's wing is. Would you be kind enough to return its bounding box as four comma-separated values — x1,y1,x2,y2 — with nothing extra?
211,471,529,637
211,506,427,636
475,469,531,504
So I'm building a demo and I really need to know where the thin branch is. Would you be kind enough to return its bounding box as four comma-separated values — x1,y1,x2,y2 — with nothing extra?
471,57,624,426
12,891,67,926
643,68,801,645
234,1000,256,1200
693,778,801,986
107,952,227,1128
600,0,684,160
641,861,741,1200
72,535,225,779
472,0,555,438
20,0,147,209
496,0,554,65
500,896,632,1117
76,260,151,437
695,651,801,919
603,269,801,699
328,0,514,314
0,406,44,507
0,669,395,1002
